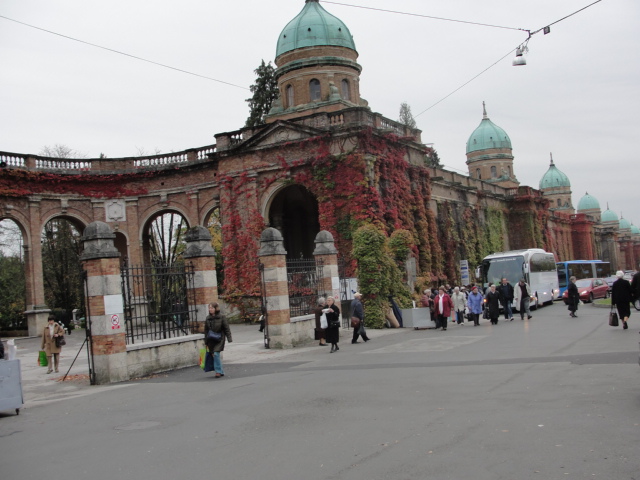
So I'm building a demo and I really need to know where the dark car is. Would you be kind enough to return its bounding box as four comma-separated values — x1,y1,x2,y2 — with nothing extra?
562,278,609,304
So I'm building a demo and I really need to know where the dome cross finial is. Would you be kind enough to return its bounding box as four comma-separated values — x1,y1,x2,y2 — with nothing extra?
550,152,554,166
482,101,488,119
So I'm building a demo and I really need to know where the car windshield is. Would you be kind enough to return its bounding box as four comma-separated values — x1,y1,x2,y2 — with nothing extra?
575,279,592,287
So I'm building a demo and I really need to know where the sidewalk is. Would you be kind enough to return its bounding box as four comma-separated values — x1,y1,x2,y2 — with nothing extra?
3,323,402,410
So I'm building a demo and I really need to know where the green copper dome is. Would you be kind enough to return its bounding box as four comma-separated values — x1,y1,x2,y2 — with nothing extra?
539,154,570,189
577,192,600,211
630,224,640,235
276,0,356,58
619,217,631,230
466,103,512,154
601,207,618,223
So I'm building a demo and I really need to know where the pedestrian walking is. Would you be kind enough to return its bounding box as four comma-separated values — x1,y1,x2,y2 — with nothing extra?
467,286,484,326
611,270,632,330
514,278,533,320
323,296,341,352
631,270,640,306
567,276,580,317
314,297,328,346
350,292,370,343
434,286,454,331
451,287,467,325
204,302,232,377
485,284,501,325
497,277,515,321
41,314,65,374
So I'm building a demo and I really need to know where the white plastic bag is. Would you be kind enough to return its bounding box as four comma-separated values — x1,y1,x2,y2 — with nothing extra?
7,339,17,360
320,313,328,329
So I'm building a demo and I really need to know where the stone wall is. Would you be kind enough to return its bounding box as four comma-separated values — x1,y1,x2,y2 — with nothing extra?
126,335,203,379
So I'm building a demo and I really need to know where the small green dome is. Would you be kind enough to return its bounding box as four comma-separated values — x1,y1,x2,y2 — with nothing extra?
276,0,356,58
539,154,570,189
601,208,618,223
630,224,640,235
619,217,631,230
466,103,511,154
577,192,600,211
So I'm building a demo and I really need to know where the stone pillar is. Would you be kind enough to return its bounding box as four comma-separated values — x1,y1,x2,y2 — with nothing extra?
183,226,218,333
258,228,290,349
80,221,128,384
313,231,340,301
24,196,49,336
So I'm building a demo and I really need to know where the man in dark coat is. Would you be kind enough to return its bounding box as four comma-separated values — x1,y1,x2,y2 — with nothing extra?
611,271,632,330
567,276,580,317
497,278,515,321
350,292,369,344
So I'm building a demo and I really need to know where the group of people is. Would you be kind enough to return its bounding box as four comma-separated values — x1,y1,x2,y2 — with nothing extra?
565,270,639,331
421,277,534,329
313,293,370,353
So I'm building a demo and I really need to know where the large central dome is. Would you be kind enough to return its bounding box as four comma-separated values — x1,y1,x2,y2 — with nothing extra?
276,0,357,58
466,106,512,154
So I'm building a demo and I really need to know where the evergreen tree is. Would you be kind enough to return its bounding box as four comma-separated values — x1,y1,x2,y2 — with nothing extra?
398,102,417,129
425,148,441,167
245,60,279,127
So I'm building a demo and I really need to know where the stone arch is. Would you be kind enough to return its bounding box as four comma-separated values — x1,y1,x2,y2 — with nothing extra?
0,213,30,248
140,208,191,265
265,184,320,258
41,212,88,236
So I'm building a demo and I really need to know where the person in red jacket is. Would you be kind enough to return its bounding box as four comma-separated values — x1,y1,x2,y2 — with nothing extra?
434,286,454,331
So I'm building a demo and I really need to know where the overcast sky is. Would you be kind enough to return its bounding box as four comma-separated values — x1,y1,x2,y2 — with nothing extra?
1,0,638,229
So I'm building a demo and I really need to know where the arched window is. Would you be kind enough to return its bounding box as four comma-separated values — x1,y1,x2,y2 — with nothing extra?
476,168,481,179
341,79,350,101
557,199,562,207
309,79,321,101
490,166,497,178
507,166,511,176
286,85,294,108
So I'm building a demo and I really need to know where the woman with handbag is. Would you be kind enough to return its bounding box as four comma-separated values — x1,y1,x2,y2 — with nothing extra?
314,297,328,346
204,302,232,377
41,314,65,374
323,296,341,353
611,271,632,330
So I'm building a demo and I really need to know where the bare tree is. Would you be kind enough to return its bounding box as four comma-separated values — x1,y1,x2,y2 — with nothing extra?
40,144,87,159
0,219,23,258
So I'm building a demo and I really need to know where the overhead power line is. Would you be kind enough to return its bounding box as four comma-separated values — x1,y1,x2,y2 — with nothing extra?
323,1,527,32
0,15,249,91
414,0,603,117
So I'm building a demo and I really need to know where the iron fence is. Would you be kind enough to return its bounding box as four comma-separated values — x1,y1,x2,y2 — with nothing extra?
121,260,197,344
286,257,324,317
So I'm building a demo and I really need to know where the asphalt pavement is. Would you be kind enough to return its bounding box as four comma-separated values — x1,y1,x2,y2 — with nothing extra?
1,302,639,480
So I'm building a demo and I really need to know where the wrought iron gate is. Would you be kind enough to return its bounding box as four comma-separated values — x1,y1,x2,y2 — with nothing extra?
120,260,197,344
286,257,324,317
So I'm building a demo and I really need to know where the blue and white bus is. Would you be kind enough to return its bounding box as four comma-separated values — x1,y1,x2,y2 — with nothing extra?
478,249,559,309
556,260,611,298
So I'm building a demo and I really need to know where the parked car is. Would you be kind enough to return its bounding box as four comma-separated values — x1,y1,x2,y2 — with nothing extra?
562,278,609,304
603,276,618,291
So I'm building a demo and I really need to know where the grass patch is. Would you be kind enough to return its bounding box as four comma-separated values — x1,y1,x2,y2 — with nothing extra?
593,298,611,306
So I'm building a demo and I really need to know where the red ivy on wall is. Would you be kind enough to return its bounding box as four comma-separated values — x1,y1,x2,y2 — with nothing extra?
0,168,152,198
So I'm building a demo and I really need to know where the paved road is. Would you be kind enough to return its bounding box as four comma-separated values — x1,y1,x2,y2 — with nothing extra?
1,302,638,480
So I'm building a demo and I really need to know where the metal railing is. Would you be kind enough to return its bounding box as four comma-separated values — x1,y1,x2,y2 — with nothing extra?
121,260,197,344
286,257,324,318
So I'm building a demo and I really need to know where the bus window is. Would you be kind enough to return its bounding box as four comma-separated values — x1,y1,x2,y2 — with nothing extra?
594,262,610,278
557,267,567,288
530,254,556,272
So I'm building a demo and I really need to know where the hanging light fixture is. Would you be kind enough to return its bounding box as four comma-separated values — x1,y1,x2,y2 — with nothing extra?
512,46,527,66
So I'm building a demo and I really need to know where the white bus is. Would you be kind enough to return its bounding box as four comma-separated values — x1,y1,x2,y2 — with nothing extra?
478,249,559,309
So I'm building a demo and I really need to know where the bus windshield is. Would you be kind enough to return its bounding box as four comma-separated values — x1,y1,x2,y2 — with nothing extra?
482,256,524,287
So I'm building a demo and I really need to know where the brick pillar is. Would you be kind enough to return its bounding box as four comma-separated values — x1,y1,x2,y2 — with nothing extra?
183,226,218,333
258,228,291,349
313,230,340,300
24,196,50,336
80,221,128,384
